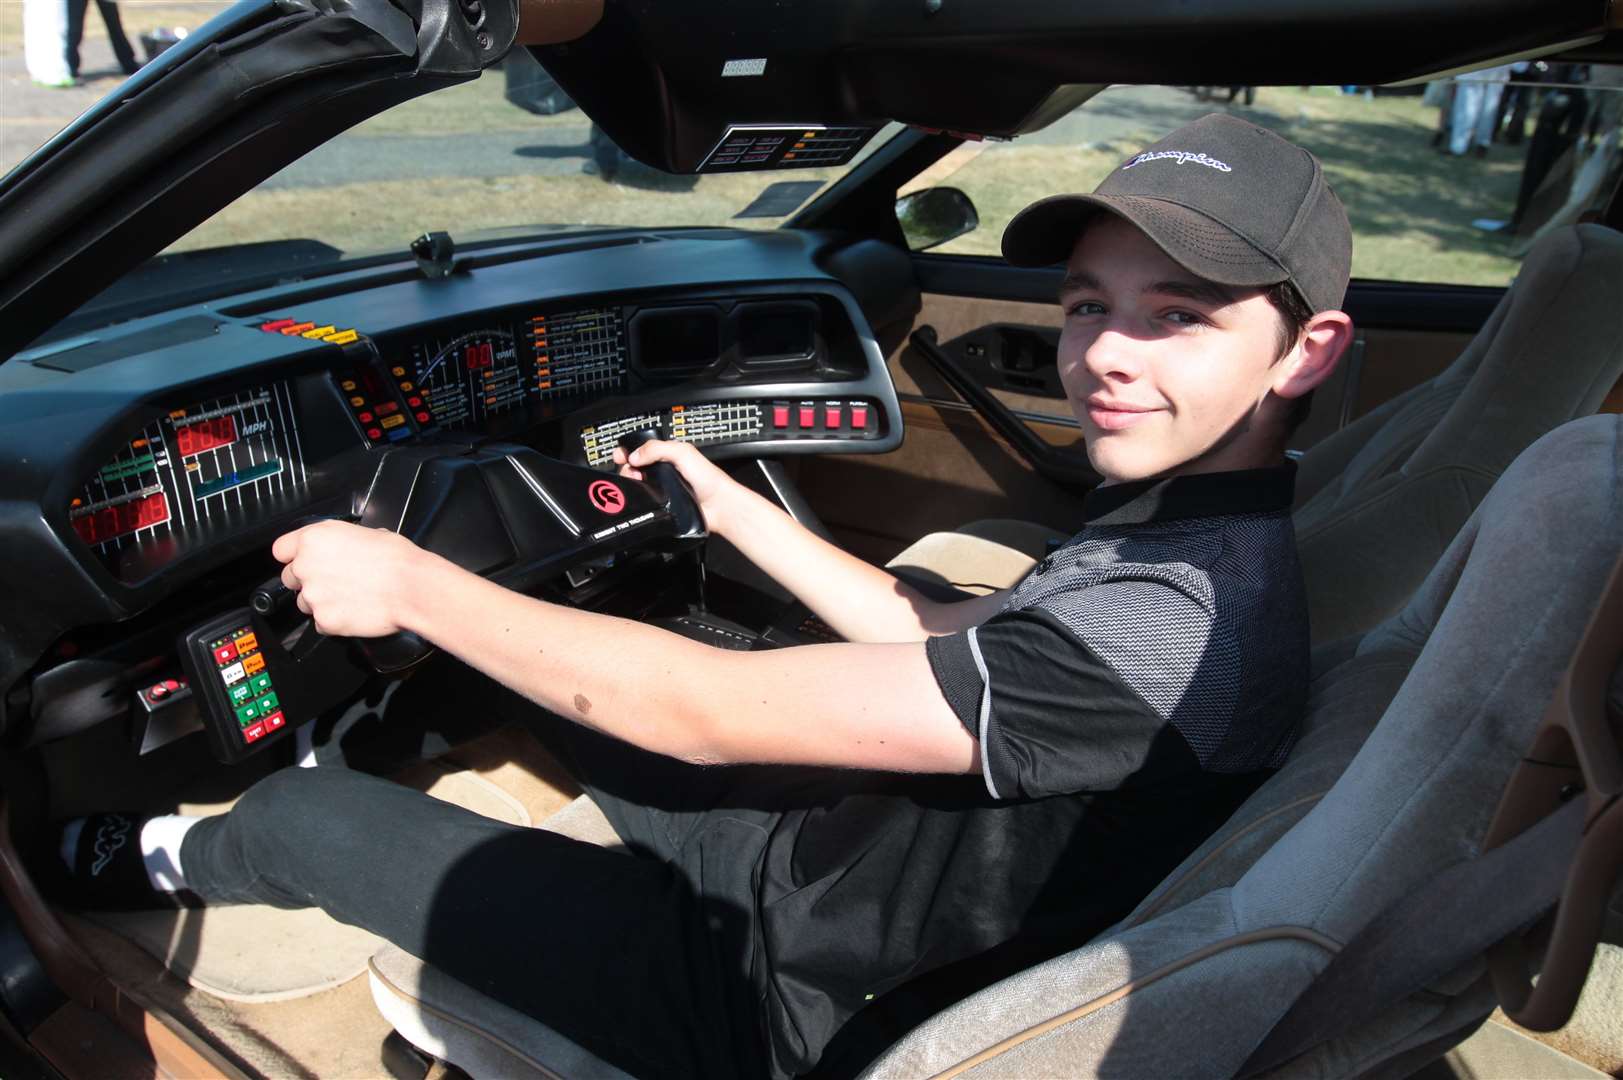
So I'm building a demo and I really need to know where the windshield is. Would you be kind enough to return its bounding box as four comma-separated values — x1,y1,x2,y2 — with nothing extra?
169,54,898,259
8,37,898,332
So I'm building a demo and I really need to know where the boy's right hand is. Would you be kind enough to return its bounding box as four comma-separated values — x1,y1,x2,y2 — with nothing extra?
613,439,743,535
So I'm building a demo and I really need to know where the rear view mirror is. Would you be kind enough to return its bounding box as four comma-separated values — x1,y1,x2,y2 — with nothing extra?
896,187,979,251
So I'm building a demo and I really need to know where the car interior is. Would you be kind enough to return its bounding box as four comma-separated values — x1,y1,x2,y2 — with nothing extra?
0,0,1621,1077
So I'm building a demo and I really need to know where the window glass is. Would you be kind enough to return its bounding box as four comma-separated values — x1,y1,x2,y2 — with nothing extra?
905,71,1623,288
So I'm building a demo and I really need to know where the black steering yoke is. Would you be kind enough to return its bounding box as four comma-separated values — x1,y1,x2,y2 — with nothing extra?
179,437,704,762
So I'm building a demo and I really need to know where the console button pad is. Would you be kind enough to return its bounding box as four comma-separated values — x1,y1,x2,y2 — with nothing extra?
205,623,284,745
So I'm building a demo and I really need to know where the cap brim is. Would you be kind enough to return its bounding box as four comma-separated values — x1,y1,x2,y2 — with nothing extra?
1002,193,1292,292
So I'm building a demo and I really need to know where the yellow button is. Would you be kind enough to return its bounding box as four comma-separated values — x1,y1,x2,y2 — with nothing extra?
399,381,414,391
350,396,366,407
392,366,406,377
381,414,406,429
302,325,336,339
340,380,357,391
242,653,266,676
325,329,360,345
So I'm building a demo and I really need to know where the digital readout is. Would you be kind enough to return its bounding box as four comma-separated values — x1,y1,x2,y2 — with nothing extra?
70,488,170,545
174,415,239,457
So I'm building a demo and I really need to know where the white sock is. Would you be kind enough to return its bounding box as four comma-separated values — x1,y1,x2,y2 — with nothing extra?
138,815,202,893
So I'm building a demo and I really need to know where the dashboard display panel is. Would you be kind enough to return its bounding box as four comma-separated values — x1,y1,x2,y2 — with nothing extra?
403,327,527,429
389,307,628,432
529,308,627,401
70,382,308,563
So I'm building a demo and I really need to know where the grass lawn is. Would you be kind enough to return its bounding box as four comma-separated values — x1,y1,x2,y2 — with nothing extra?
930,86,1527,286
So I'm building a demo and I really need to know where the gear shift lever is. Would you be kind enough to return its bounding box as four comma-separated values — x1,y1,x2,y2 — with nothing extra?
618,429,708,614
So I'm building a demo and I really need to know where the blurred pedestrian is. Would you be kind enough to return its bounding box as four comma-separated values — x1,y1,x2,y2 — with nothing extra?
1449,64,1515,156
66,0,140,78
23,0,74,87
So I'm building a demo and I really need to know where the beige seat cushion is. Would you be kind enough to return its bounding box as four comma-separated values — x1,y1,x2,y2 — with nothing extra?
886,518,1065,594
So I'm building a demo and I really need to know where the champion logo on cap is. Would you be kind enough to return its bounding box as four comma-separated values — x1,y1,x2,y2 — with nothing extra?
1122,150,1233,173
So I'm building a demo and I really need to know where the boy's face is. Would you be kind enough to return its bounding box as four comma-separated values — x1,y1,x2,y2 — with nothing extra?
1057,215,1295,484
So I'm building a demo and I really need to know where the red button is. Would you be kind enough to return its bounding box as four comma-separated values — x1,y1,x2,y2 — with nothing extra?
825,406,842,428
377,402,399,415
408,396,422,408
367,427,383,440
214,643,238,664
148,685,168,701
850,405,869,429
798,406,816,428
163,678,181,691
263,710,286,732
242,721,267,743
415,411,431,423
358,411,374,423
772,405,789,428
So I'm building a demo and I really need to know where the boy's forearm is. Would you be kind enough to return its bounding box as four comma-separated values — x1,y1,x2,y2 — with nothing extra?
708,483,968,642
397,553,723,760
393,550,978,775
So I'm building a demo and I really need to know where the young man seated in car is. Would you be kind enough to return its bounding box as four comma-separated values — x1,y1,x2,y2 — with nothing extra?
55,114,1353,1079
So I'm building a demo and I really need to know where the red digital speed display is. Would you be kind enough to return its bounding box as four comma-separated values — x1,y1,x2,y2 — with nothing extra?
71,491,170,545
464,342,495,370
175,415,238,457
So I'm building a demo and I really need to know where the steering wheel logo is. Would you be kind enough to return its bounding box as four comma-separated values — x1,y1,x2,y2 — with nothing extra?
588,479,626,515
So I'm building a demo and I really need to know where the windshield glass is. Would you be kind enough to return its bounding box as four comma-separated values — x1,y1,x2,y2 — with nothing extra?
7,34,898,331
169,55,898,260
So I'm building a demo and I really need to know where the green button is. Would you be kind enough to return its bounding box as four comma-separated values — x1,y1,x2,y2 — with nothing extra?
250,673,273,694
235,701,260,724
255,691,279,712
229,684,253,705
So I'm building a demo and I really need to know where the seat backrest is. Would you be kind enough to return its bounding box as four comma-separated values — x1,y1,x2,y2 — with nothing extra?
860,414,1623,1079
1294,223,1623,644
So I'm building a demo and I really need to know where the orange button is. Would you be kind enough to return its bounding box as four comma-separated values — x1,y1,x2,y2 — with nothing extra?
381,414,406,429
242,653,266,676
235,631,259,654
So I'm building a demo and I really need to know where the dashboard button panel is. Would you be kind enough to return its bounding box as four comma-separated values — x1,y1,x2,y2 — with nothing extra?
579,396,883,467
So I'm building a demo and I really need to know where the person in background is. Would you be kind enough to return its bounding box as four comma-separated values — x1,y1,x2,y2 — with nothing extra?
1449,64,1515,157
23,0,75,87
65,0,140,79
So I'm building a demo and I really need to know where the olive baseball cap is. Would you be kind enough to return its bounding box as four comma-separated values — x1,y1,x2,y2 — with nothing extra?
1002,113,1352,313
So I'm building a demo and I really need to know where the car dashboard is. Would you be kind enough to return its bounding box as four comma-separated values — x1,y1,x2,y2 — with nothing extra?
0,228,916,749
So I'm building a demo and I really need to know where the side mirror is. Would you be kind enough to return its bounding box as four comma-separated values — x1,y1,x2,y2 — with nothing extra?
895,187,979,252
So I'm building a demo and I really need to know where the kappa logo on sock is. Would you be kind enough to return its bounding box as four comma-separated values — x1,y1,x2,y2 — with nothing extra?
90,814,132,877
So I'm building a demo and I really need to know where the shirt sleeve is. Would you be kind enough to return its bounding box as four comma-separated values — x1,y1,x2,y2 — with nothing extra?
924,578,1226,800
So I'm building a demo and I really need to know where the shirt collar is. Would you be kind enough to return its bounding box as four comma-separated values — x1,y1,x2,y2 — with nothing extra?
1081,460,1298,527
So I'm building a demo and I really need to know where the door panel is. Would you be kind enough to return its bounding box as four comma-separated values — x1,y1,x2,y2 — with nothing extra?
797,272,1504,564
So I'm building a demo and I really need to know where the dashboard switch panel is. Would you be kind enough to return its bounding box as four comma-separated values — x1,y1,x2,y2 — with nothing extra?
579,396,883,467
180,609,296,762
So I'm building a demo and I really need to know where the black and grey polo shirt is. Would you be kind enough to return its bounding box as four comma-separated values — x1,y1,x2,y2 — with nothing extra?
756,462,1308,1079
927,460,1307,799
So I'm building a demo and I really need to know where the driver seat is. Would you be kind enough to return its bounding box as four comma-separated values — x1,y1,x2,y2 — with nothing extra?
367,415,1623,1078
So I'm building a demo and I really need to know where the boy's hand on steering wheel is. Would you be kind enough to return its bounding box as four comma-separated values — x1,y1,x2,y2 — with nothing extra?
613,439,743,535
271,520,433,638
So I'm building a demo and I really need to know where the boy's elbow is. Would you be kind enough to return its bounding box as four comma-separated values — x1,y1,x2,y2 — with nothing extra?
669,704,739,766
